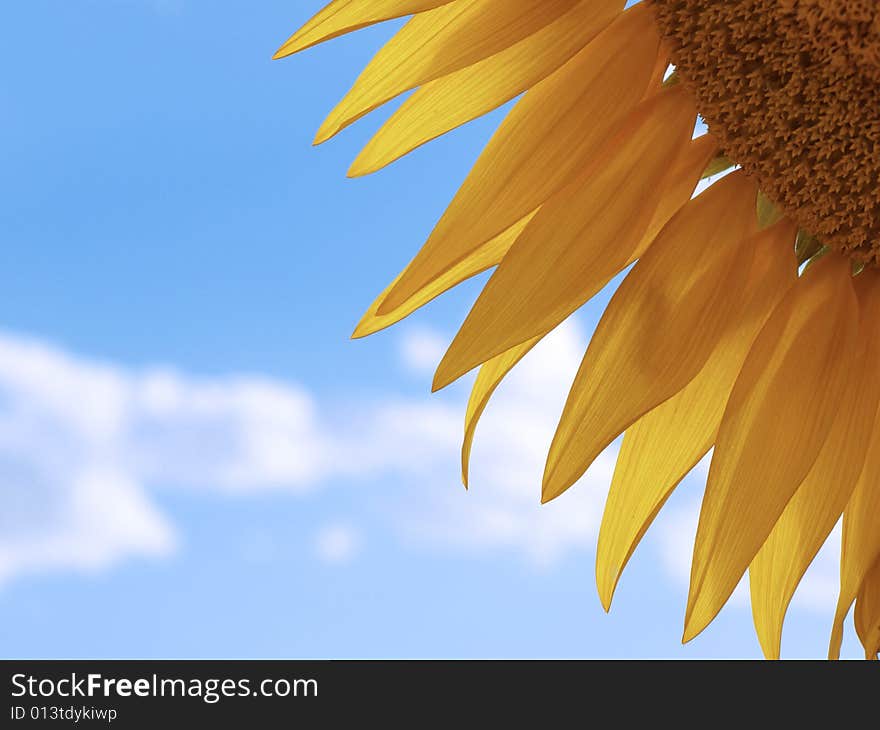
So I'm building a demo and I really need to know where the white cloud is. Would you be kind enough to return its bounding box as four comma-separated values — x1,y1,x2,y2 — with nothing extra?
0,323,845,625
0,337,177,584
398,327,449,376
0,467,174,586
0,331,332,585
0,322,602,584
392,321,615,569
313,523,361,565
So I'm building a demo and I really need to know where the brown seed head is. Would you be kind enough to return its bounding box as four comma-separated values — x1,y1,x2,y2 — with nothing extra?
650,0,880,263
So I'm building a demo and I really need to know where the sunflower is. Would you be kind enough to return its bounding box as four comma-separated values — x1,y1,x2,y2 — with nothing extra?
275,0,880,659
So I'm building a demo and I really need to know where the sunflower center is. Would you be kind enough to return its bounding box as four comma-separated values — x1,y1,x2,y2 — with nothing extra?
649,0,880,264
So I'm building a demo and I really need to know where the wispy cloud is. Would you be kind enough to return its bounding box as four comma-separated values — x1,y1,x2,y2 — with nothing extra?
0,323,601,584
398,327,450,376
391,322,615,569
0,323,841,621
313,523,361,565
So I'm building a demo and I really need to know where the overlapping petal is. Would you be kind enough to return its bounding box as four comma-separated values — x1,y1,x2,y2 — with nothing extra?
854,559,880,659
349,0,625,175
829,407,880,658
352,213,536,339
282,0,880,658
315,0,583,143
596,219,797,610
376,4,660,315
542,171,759,503
274,0,455,58
684,255,859,643
750,271,880,659
461,336,542,487
458,134,716,488
433,85,697,390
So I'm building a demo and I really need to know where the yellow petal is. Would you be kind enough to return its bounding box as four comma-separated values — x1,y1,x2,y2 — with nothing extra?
635,134,718,253
461,335,543,487
453,134,716,488
434,85,697,390
542,171,760,503
750,271,880,659
273,0,455,58
376,3,660,315
352,212,536,339
646,46,670,91
684,254,859,644
829,388,880,658
349,0,625,175
854,558,880,659
596,219,797,611
316,0,581,144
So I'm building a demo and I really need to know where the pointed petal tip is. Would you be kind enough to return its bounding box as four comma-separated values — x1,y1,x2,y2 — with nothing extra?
272,42,298,61
539,472,560,504
346,159,370,178
681,625,698,645
540,479,553,505
681,599,717,644
432,356,468,393
348,151,384,178
274,31,322,60
350,314,375,340
755,625,782,660
312,118,340,146
681,604,703,645
540,478,566,505
828,617,845,660
541,459,575,505
596,567,619,614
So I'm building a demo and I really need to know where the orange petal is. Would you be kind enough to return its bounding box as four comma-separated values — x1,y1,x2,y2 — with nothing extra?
684,254,859,643
273,0,455,58
461,335,543,487
349,0,625,174
854,558,880,659
596,219,797,610
750,271,880,659
433,85,697,390
635,134,718,253
352,213,536,339
542,171,759,503
646,45,670,90
829,376,880,658
453,135,716,490
376,3,660,315
315,0,582,144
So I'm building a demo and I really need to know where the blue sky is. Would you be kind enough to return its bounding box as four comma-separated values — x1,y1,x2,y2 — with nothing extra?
0,0,859,658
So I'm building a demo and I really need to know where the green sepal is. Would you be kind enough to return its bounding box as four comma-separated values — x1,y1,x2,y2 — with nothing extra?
756,190,784,229
795,230,825,265
701,155,734,179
